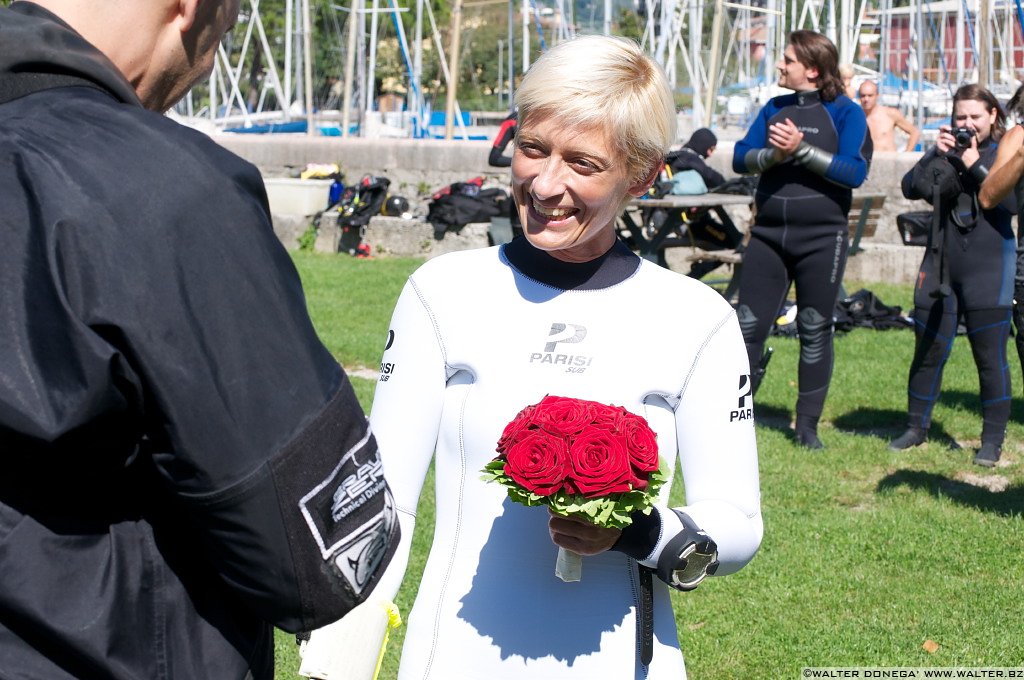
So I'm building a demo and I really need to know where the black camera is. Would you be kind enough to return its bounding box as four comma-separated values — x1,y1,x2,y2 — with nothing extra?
952,127,976,149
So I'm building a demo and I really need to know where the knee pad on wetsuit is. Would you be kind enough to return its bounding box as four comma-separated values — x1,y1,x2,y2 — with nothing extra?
736,304,759,344
796,307,831,364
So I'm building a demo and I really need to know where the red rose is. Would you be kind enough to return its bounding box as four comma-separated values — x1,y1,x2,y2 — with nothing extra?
565,426,633,498
503,430,570,496
497,404,537,452
620,412,659,478
532,395,597,437
589,403,629,432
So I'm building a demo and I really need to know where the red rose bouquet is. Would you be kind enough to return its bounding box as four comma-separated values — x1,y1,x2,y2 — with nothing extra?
481,395,667,582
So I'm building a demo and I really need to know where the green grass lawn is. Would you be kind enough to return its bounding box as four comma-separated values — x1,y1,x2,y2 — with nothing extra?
280,252,1024,679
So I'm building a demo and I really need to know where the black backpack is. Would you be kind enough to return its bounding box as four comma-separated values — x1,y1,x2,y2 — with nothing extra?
427,179,507,239
330,174,391,256
834,289,912,332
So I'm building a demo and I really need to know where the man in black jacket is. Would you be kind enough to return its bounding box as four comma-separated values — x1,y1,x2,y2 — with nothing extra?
0,2,399,678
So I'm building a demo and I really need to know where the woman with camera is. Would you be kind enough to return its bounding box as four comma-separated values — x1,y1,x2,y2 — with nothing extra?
889,84,1016,468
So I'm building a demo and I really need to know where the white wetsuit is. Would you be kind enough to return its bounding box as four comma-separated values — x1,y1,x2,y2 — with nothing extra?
371,239,763,680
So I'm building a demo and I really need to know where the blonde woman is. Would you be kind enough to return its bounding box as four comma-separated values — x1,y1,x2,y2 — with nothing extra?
308,35,763,679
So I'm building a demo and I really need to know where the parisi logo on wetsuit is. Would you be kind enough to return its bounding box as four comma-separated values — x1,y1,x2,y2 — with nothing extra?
530,322,594,370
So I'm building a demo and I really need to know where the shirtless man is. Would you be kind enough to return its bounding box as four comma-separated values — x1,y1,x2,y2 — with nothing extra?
859,80,921,152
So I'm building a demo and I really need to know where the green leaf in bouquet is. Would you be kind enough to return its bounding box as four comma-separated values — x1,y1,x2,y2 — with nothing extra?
480,459,508,483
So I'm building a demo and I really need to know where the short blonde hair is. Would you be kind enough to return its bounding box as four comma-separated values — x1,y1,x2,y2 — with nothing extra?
514,35,676,183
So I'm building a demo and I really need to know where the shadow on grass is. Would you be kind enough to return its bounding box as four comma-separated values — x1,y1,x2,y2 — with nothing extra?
833,407,961,449
876,469,1024,516
753,402,792,436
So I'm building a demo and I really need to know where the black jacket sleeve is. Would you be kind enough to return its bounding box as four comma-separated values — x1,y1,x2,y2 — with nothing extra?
99,152,400,633
3,99,398,634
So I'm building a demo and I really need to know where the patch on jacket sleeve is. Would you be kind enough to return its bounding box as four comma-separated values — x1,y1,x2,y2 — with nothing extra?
270,377,400,630
298,427,397,594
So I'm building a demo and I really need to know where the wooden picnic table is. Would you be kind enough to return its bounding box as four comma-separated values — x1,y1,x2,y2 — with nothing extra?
617,192,755,264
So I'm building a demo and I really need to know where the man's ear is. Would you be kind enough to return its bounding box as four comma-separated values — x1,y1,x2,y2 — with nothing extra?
177,0,201,33
628,161,664,197
806,66,820,83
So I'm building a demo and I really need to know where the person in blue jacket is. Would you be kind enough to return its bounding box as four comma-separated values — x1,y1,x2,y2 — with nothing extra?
733,30,870,449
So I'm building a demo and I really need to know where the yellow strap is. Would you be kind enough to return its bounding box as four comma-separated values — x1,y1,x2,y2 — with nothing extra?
372,602,403,680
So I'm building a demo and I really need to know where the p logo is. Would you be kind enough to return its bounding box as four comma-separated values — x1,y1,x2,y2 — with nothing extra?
544,323,587,352
737,375,752,408
730,375,753,422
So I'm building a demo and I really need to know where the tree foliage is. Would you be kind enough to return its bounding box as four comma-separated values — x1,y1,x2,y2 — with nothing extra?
2,0,649,114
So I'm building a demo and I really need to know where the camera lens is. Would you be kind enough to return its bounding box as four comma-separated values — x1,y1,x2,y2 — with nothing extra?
954,129,973,148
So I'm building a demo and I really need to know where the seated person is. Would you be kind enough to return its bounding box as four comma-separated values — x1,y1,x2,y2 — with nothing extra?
665,127,726,189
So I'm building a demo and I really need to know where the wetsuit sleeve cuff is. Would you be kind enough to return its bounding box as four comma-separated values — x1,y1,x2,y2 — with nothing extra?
792,141,834,176
968,159,988,184
742,148,780,174
611,507,663,562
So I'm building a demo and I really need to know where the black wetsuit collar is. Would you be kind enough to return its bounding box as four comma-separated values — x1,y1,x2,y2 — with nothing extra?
502,237,641,290
796,89,822,107
0,2,142,107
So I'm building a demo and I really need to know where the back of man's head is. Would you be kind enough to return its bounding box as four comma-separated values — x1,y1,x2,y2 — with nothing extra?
31,0,240,112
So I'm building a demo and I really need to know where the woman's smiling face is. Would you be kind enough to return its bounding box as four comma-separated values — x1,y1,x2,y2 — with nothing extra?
511,114,654,263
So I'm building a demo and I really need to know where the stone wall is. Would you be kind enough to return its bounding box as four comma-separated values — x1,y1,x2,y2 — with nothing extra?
215,134,930,283
217,135,511,197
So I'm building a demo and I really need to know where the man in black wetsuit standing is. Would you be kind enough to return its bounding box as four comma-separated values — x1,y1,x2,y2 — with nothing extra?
732,30,870,449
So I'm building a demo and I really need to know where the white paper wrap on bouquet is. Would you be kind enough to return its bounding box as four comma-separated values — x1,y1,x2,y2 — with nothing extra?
299,599,402,680
555,547,582,582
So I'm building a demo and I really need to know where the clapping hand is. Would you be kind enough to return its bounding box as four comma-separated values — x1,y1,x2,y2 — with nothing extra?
767,118,804,161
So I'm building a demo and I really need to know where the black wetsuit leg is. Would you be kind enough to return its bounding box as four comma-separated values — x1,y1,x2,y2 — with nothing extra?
791,226,849,421
735,227,790,392
906,294,958,431
907,219,1014,440
736,223,847,424
964,308,1012,447
908,306,1012,445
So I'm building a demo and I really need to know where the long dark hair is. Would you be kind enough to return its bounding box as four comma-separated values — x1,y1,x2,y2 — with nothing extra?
788,30,843,102
1007,84,1024,123
952,83,1006,142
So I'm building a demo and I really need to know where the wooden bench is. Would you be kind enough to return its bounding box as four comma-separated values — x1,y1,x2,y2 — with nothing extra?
847,193,886,255
687,192,888,301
